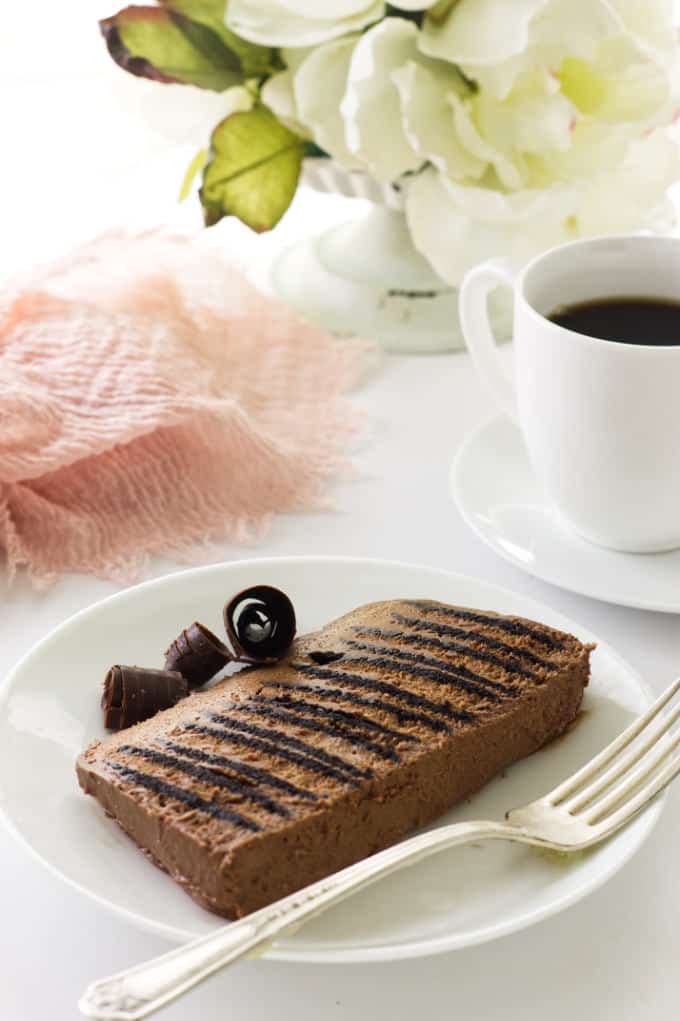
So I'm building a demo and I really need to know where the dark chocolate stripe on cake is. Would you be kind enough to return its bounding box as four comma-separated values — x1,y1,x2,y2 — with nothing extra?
162,741,318,802
294,663,472,724
344,644,515,697
257,693,418,743
204,714,370,783
109,763,260,830
119,745,289,817
220,702,392,766
354,625,552,676
239,698,403,762
337,654,505,703
404,603,566,650
262,681,450,734
185,723,359,788
394,616,560,668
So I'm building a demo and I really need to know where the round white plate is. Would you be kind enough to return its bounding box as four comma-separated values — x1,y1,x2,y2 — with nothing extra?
452,416,680,614
0,556,663,962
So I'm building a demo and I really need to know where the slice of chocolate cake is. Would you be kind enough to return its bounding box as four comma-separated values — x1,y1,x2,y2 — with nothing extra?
77,599,592,918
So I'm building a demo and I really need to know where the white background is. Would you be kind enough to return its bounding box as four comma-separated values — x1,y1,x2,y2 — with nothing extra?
2,4,680,1019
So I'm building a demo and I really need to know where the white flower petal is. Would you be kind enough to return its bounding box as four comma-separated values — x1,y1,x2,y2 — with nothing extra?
576,129,680,234
405,167,577,284
280,0,377,16
280,47,315,72
427,0,620,100
294,38,364,168
226,0,384,46
390,0,439,7
474,72,575,158
341,19,423,181
530,0,621,63
559,37,670,123
261,71,310,137
392,61,486,180
440,175,576,225
537,119,636,181
420,0,548,66
602,0,677,60
449,93,525,189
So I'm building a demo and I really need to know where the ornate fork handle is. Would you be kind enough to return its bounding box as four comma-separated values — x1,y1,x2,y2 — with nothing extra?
79,819,517,1020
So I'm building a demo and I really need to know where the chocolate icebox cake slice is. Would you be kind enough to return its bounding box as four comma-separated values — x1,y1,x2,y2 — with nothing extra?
77,599,592,919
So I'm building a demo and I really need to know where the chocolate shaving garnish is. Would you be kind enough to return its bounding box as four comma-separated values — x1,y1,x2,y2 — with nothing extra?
102,665,188,731
308,650,345,665
164,621,231,688
224,585,296,663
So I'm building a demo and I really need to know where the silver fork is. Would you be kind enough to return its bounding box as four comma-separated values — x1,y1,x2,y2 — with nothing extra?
80,677,680,1021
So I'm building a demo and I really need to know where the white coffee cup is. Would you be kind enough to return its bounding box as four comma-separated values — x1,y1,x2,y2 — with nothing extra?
459,235,680,553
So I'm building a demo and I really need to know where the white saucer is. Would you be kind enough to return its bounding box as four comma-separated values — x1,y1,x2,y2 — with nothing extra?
0,556,662,962
452,417,680,613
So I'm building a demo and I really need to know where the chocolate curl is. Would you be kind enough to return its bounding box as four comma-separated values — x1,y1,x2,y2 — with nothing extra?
164,622,231,687
224,585,296,663
102,666,188,731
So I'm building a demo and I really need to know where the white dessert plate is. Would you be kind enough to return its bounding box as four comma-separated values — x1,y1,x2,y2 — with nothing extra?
0,556,663,963
452,416,680,614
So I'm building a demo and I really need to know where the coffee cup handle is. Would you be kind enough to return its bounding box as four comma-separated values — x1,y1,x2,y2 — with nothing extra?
459,258,518,420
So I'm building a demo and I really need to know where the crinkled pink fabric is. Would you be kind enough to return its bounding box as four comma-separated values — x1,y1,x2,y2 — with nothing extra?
0,233,377,584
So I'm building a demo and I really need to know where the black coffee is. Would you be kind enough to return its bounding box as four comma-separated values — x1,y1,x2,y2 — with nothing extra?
549,297,680,346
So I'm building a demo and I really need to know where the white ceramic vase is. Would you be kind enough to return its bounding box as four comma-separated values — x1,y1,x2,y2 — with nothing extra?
270,158,509,354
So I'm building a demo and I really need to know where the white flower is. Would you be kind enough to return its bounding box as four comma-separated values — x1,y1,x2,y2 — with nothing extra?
225,0,385,47
405,129,680,284
392,61,487,180
341,19,426,181
252,0,679,285
405,166,576,283
293,38,365,168
419,0,675,98
329,1,676,188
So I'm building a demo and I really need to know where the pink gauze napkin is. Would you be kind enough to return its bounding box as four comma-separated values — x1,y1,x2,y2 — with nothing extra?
0,232,378,585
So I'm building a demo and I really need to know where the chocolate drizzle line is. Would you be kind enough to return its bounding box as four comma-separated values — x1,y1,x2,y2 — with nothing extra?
294,663,473,724
109,763,261,830
262,681,450,734
162,740,318,802
404,603,566,650
343,644,515,697
208,711,372,779
390,620,556,670
355,625,552,676
186,721,360,787
185,722,359,788
256,693,418,743
120,745,289,817
336,654,505,703
236,699,402,763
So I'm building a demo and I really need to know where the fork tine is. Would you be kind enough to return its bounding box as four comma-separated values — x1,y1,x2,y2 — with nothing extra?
564,699,680,814
589,751,680,835
548,676,680,805
582,727,680,823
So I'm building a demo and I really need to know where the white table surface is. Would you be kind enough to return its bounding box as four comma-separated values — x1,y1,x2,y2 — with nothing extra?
3,10,680,1017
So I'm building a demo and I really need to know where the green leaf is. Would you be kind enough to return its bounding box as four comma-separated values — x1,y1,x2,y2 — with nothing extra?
200,105,303,231
157,0,276,77
179,148,208,201
100,6,246,90
303,140,329,159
